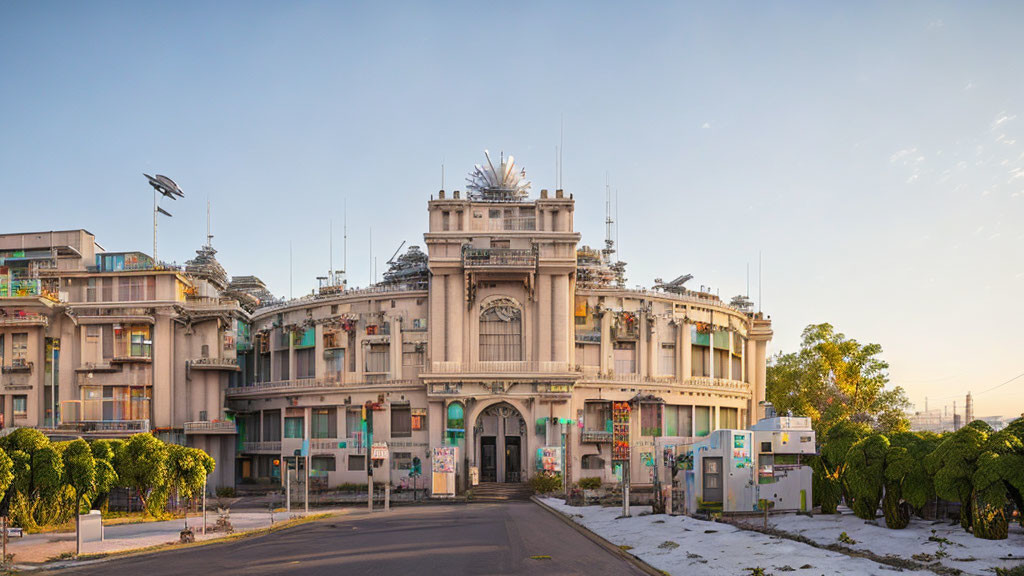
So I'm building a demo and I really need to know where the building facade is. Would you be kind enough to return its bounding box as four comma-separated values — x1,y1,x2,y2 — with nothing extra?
0,155,772,494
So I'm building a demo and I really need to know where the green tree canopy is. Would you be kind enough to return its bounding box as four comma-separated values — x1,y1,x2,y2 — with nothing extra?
814,420,872,513
767,323,910,434
118,434,168,515
844,434,889,520
63,439,96,514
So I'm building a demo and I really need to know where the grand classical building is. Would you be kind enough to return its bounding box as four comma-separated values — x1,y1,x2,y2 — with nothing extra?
0,154,772,493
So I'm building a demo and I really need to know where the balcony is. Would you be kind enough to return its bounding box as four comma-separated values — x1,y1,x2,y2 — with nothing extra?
0,313,48,327
190,357,240,371
184,420,238,435
581,430,613,443
240,441,281,453
575,330,601,343
75,361,118,373
1,360,32,374
429,361,574,375
462,247,537,269
226,377,412,397
472,217,536,232
59,420,151,434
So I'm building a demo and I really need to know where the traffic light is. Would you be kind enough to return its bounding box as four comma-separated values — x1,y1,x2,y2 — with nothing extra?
411,456,422,477
273,459,280,467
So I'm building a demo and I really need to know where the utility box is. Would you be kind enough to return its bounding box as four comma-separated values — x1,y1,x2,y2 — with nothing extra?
682,429,756,513
751,416,815,512
78,510,103,550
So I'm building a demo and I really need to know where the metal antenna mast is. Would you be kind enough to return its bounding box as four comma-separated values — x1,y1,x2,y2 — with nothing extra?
144,174,184,264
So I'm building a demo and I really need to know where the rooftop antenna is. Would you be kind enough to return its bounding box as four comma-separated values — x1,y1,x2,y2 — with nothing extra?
329,218,334,285
143,173,184,264
615,188,620,263
343,197,348,280
289,241,293,300
559,114,564,189
441,162,445,191
369,226,373,286
205,198,213,247
758,251,763,313
603,173,614,261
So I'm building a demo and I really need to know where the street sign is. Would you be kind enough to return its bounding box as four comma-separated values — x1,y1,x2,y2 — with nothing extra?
338,441,347,449
371,442,389,461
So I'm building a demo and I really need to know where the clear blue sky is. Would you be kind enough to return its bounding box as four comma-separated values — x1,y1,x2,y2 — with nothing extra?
2,2,1022,417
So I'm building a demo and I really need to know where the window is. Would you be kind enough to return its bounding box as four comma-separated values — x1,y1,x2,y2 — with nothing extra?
640,403,662,436
277,351,289,380
86,278,97,302
296,348,315,379
392,452,412,470
402,342,424,366
346,406,362,438
479,302,522,362
659,344,676,376
411,408,426,431
325,349,344,380
391,405,412,438
311,456,336,475
118,276,147,301
13,395,27,417
284,416,304,438
101,278,113,301
349,455,366,471
720,407,739,429
692,345,709,377
581,455,605,470
613,342,636,374
86,325,100,341
760,441,773,453
664,405,693,437
311,408,336,439
102,325,113,359
364,343,390,373
695,406,712,437
12,333,28,362
584,401,612,432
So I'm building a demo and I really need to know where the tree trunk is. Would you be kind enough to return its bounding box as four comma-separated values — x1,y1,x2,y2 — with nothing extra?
883,487,910,529
971,491,1008,540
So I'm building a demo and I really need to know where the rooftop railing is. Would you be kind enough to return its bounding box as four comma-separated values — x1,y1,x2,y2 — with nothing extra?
226,377,413,396
184,420,237,434
240,441,281,453
429,361,574,374
462,247,537,269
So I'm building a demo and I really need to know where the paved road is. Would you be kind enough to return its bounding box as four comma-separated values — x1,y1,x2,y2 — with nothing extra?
46,502,649,576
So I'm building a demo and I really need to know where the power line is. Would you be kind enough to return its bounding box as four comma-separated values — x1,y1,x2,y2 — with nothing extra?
975,370,1024,396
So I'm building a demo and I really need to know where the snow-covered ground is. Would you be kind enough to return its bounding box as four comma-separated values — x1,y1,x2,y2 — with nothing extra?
761,507,1024,576
540,498,934,576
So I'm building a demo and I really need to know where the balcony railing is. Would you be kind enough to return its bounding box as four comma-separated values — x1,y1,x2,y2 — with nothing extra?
0,278,59,301
240,441,281,453
0,313,48,326
462,247,537,269
429,361,573,374
1,360,32,374
483,217,536,231
190,357,240,370
226,377,412,396
581,430,613,443
184,420,237,434
575,331,601,343
59,419,151,434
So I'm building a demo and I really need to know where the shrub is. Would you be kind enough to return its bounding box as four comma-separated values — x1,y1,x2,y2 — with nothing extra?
529,472,562,494
215,486,236,498
577,477,602,491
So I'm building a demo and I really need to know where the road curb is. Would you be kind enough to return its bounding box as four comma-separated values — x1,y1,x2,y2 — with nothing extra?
530,496,665,576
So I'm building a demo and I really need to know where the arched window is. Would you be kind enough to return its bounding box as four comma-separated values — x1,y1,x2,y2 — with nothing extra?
479,300,522,361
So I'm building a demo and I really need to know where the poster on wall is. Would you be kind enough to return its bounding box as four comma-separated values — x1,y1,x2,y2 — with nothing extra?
612,402,631,462
431,446,457,498
537,447,562,472
733,433,752,468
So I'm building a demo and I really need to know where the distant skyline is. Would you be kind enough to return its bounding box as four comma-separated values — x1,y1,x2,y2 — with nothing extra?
2,2,1022,417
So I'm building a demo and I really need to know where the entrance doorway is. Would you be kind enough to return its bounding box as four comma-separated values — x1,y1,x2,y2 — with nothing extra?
474,402,526,484
702,457,723,503
505,436,521,483
481,437,498,482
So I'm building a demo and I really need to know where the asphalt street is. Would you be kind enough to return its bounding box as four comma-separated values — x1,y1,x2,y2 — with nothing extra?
45,502,649,575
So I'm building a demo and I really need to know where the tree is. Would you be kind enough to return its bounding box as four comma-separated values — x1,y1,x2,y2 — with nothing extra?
882,432,940,529
0,449,14,501
89,440,119,511
166,446,214,530
814,420,871,513
767,324,910,434
844,434,889,520
925,420,995,536
63,439,96,554
117,434,168,517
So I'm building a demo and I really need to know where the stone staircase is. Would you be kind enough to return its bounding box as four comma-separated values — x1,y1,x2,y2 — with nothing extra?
470,482,534,502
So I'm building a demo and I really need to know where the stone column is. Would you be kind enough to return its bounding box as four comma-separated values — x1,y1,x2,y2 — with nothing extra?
755,339,768,421
447,274,463,364
552,274,568,364
599,310,612,374
429,274,446,366
681,322,692,379
537,274,552,362
648,317,659,378
390,316,402,380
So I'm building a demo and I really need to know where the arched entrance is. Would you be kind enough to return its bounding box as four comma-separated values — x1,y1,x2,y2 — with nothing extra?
474,402,527,483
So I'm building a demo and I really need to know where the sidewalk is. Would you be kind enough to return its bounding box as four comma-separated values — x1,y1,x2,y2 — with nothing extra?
7,508,344,566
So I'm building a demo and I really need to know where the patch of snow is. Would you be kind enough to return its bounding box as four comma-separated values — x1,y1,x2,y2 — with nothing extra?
540,498,934,576
762,507,1024,576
